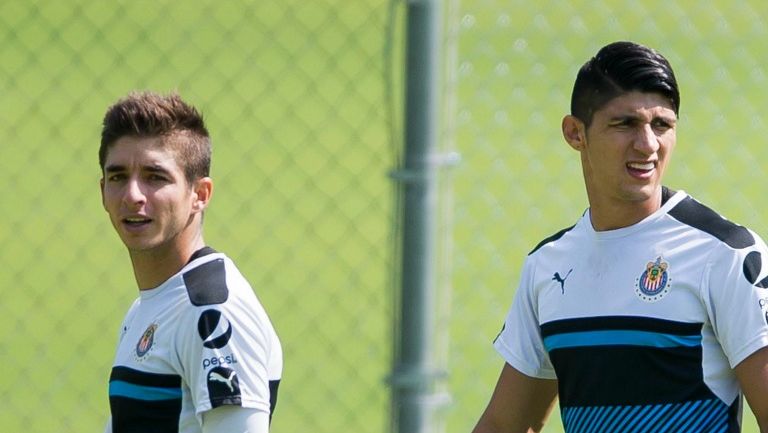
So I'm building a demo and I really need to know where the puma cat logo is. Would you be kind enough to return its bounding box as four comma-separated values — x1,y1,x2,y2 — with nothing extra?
553,269,573,294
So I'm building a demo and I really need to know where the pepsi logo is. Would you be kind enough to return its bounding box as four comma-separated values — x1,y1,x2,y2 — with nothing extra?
198,309,233,349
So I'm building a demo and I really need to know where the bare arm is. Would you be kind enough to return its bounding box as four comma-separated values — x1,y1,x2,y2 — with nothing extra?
472,362,558,433
735,346,768,433
201,406,270,433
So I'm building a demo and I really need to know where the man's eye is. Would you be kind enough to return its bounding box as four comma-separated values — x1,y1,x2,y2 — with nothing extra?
652,121,672,131
611,121,633,128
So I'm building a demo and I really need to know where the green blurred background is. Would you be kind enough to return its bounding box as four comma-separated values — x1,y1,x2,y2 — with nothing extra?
1,1,767,432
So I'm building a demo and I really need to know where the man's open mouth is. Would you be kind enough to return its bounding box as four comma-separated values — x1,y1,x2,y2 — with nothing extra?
123,217,152,226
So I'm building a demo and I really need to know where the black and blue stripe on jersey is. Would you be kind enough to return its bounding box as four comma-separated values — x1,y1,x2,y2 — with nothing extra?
525,187,750,433
109,367,183,433
541,315,739,433
109,367,282,431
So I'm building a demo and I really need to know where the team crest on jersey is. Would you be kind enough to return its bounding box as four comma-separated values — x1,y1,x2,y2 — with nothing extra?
635,256,671,302
135,323,158,361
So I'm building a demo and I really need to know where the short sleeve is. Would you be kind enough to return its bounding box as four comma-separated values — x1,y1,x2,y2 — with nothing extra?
493,256,556,379
703,230,768,368
176,294,278,416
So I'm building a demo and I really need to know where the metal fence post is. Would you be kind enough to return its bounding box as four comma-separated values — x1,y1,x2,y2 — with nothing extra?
390,0,447,432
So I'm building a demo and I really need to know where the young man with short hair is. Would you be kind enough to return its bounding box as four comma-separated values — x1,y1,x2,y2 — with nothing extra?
472,41,768,433
99,91,282,433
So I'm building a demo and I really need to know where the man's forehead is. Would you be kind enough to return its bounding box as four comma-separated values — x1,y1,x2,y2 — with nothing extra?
104,136,182,169
597,92,677,118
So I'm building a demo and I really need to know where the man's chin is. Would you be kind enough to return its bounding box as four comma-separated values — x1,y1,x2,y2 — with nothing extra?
122,239,162,254
622,183,661,202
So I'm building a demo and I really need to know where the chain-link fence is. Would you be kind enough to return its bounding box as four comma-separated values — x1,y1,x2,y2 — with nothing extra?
0,1,395,432
3,1,768,432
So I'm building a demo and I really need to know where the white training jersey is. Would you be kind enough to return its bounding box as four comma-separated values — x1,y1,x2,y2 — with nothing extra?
495,189,768,433
108,247,282,433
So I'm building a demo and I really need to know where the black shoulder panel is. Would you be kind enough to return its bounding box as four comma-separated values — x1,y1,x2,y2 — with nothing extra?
183,258,229,306
668,196,754,249
529,225,576,255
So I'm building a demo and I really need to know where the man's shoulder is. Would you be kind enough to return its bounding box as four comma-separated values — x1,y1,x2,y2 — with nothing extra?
667,193,756,250
528,223,578,256
182,255,230,306
179,249,256,308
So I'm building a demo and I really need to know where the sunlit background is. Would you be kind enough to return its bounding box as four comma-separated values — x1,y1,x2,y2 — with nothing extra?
2,1,767,432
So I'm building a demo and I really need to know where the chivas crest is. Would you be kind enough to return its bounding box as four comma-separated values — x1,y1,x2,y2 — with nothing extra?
135,323,158,361
635,256,671,302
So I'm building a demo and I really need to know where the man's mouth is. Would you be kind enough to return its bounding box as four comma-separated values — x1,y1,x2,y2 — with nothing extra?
123,216,152,227
627,161,655,175
627,162,654,171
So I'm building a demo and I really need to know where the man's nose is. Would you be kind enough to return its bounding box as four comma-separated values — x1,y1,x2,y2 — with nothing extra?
123,178,146,206
634,124,660,154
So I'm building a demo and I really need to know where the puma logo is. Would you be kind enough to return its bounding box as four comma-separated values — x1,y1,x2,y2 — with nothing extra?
209,370,237,392
553,269,573,294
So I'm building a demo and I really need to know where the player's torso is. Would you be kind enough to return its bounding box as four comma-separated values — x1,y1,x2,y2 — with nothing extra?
532,215,740,432
110,281,202,433
108,252,283,433
534,220,709,323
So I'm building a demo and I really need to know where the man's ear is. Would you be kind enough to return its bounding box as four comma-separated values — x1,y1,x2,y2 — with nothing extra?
562,115,587,151
191,177,213,213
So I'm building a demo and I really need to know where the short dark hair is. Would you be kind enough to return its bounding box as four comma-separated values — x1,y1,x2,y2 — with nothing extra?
99,91,211,183
570,41,680,127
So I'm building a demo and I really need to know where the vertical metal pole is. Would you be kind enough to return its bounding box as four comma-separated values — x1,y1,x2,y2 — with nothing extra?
391,0,444,432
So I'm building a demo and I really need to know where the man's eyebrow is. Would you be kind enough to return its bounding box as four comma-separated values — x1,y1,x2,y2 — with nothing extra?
608,113,677,123
104,164,125,174
104,163,173,175
608,114,639,123
144,164,172,174
654,114,677,123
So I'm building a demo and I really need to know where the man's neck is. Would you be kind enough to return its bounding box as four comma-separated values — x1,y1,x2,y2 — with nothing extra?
587,190,663,232
129,238,206,290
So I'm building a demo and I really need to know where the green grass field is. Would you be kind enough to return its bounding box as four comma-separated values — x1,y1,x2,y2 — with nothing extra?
2,1,768,432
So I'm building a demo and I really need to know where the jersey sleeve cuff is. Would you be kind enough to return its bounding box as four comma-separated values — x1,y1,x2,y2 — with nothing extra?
729,333,768,369
493,334,556,379
195,398,271,415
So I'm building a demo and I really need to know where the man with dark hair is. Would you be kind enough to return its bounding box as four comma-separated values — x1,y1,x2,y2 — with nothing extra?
471,41,768,432
569,41,680,127
99,91,282,433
